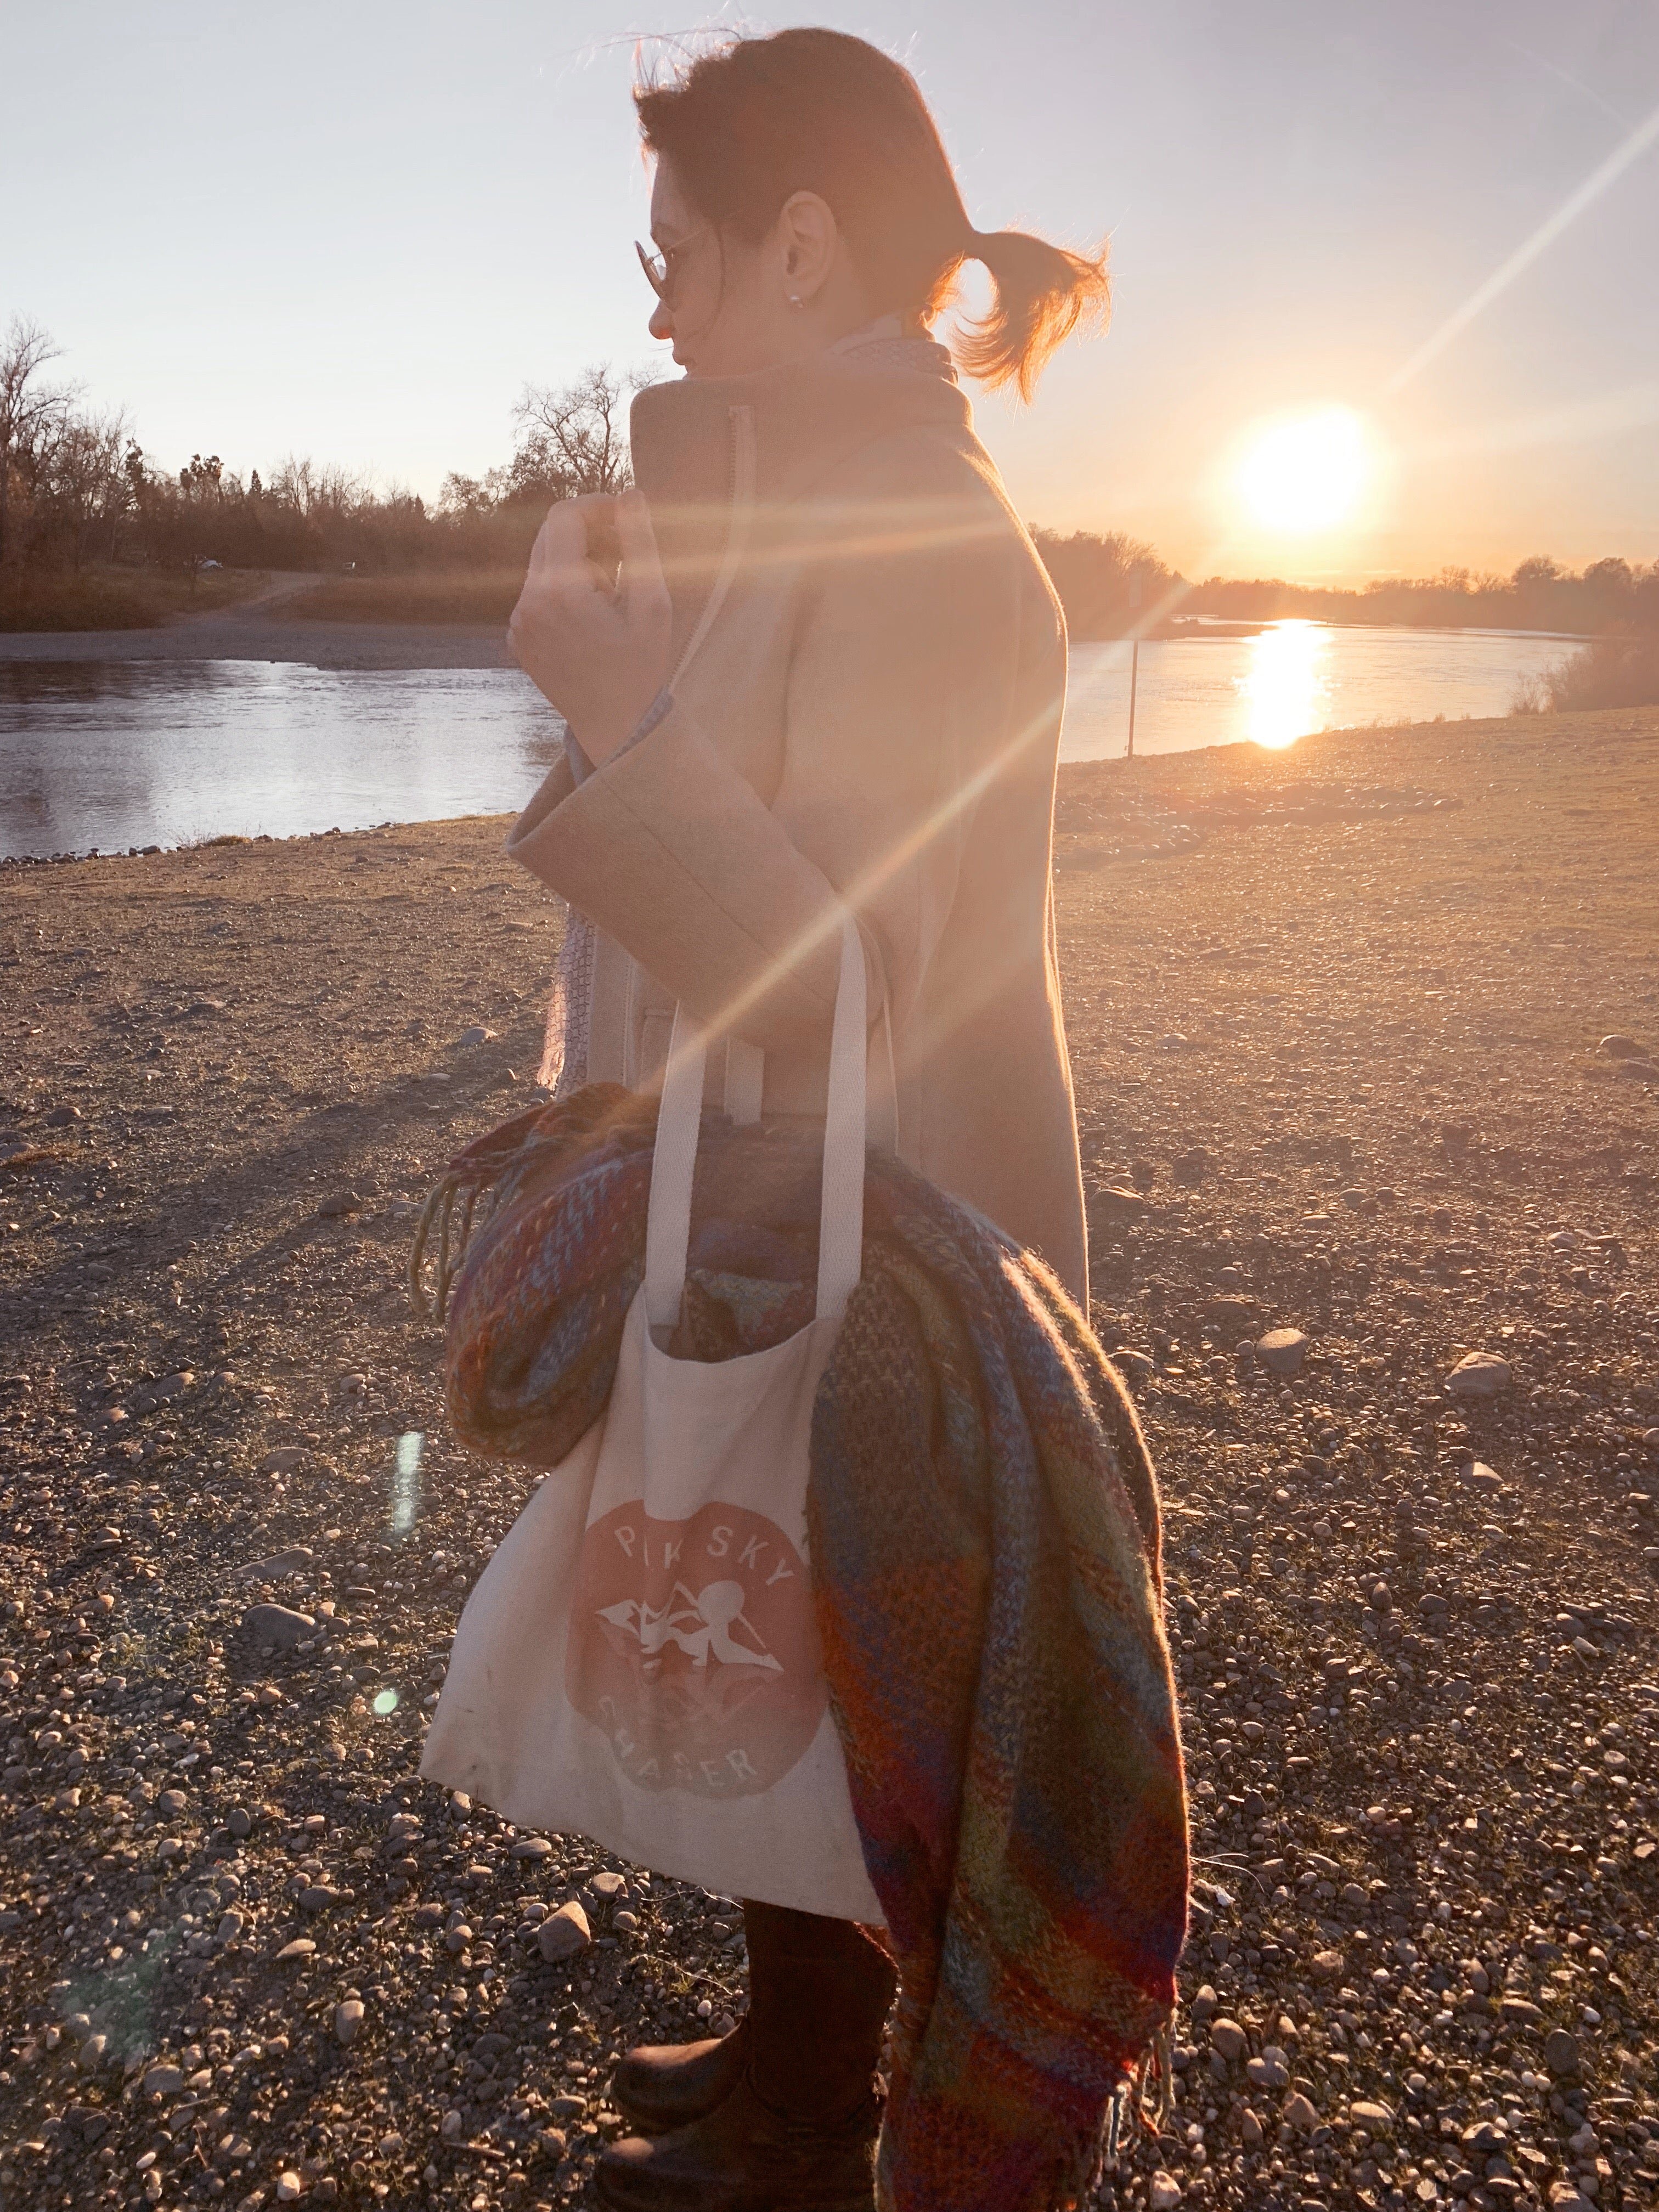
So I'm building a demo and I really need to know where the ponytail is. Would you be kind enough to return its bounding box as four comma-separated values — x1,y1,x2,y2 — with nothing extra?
636,29,1110,403
959,228,1111,402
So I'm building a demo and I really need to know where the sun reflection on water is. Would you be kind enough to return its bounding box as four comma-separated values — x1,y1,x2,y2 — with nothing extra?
1237,619,1330,748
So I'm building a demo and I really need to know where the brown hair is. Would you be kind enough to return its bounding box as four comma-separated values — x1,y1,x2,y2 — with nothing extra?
635,28,1109,400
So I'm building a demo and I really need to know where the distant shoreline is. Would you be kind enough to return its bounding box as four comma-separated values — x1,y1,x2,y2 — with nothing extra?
0,611,1586,672
0,612,513,672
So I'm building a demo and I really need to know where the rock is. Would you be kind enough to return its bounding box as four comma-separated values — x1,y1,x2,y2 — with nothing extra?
377,2135,404,2160
510,1835,554,1860
1246,2051,1289,2091
1544,2029,1582,2077
1350,2100,1395,2131
236,1545,315,1579
1256,1327,1310,1376
590,1871,628,1899
276,2174,303,2203
1114,1350,1155,1384
258,1447,307,1475
228,1805,252,1837
1149,2173,1183,2210
215,1909,244,1943
1210,2019,1247,2062
1598,1034,1646,1059
46,1104,83,1126
275,1938,317,1962
334,2000,364,2046
458,1026,498,1047
156,1787,187,1815
144,2064,184,2095
1189,1984,1218,2022
1311,1949,1345,1979
240,1602,315,1648
1239,2108,1263,2147
440,2108,464,2141
317,1190,363,1217
387,1812,422,1841
445,1922,473,1953
1282,2091,1319,2131
538,1900,592,1962
549,2093,588,2123
1446,1351,1512,1399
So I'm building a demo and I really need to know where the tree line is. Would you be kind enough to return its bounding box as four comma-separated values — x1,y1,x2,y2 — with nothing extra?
3,313,1656,642
0,316,642,584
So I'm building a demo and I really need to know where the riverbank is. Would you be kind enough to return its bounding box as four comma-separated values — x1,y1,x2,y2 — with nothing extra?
2,707,1658,2211
0,576,511,671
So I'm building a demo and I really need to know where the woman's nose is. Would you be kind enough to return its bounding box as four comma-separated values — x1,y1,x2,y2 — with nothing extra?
648,298,674,343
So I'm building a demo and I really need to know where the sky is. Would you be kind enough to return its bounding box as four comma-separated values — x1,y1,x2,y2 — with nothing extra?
5,0,1658,582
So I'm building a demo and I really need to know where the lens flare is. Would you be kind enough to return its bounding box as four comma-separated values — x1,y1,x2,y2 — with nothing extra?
1236,408,1372,534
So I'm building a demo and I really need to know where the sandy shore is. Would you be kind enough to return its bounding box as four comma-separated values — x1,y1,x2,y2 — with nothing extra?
2,706,1658,2211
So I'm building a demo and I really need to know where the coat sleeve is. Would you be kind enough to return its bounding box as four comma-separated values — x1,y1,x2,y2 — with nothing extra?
504,439,1037,1054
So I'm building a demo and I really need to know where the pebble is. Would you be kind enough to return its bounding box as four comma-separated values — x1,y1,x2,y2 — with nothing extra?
1255,1327,1310,1376
258,1447,307,1475
1544,2029,1582,2076
275,1938,317,1962
334,1999,364,2046
590,1871,629,1899
240,1601,316,1647
1446,1350,1513,1398
143,2065,183,2096
458,1025,499,1046
1210,2018,1246,2061
1282,2091,1319,2131
538,1900,593,1961
510,1834,555,1860
1149,2173,1183,2210
236,1545,315,1579
1596,1032,1646,1059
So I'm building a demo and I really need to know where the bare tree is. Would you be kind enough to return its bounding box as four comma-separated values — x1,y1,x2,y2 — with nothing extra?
0,317,79,568
37,405,133,568
510,363,651,500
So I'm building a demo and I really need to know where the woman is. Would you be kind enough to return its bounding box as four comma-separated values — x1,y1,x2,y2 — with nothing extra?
504,29,1109,2211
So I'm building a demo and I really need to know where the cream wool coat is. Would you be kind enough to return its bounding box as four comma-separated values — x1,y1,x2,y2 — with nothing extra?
505,346,1089,1309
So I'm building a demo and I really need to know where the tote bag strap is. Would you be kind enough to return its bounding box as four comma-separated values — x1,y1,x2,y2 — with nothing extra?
644,915,869,1333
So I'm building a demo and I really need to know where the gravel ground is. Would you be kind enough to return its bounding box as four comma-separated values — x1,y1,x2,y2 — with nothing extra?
2,703,1657,2212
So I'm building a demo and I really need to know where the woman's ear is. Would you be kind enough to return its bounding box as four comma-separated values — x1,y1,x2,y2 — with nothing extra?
775,190,839,306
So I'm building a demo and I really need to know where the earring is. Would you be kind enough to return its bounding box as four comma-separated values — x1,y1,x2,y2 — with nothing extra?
787,294,804,308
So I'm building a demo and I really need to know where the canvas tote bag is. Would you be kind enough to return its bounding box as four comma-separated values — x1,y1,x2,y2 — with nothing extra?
421,918,886,1922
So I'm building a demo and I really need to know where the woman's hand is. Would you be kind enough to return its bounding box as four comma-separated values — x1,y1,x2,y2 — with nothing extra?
508,489,673,764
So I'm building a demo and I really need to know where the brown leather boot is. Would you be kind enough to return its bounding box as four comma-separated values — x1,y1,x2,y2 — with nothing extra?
595,1901,895,2211
610,2016,749,2135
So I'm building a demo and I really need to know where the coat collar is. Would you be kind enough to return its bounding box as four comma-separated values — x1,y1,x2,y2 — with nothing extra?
629,344,970,518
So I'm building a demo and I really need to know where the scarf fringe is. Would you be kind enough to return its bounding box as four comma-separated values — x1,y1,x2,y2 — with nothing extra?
409,1170,484,1323
1095,2023,1172,2191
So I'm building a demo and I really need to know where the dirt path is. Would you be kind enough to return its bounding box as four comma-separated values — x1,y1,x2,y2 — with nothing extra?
1,706,1657,2212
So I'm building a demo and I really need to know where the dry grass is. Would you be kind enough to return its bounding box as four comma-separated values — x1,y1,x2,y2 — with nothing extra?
283,570,522,625
0,564,270,631
1526,629,1659,713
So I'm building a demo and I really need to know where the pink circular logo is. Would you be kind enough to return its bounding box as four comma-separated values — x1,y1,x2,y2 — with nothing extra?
566,1503,827,1797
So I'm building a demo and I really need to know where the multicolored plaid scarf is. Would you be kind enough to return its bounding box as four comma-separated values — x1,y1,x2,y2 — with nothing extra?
414,1086,1188,2212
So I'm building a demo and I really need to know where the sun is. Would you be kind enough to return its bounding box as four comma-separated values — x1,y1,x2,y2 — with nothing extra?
1235,406,1373,534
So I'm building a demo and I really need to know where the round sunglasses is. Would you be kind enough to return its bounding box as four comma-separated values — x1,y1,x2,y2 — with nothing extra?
635,228,710,307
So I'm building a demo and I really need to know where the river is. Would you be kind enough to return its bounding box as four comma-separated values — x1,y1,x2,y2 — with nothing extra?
0,620,1577,861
